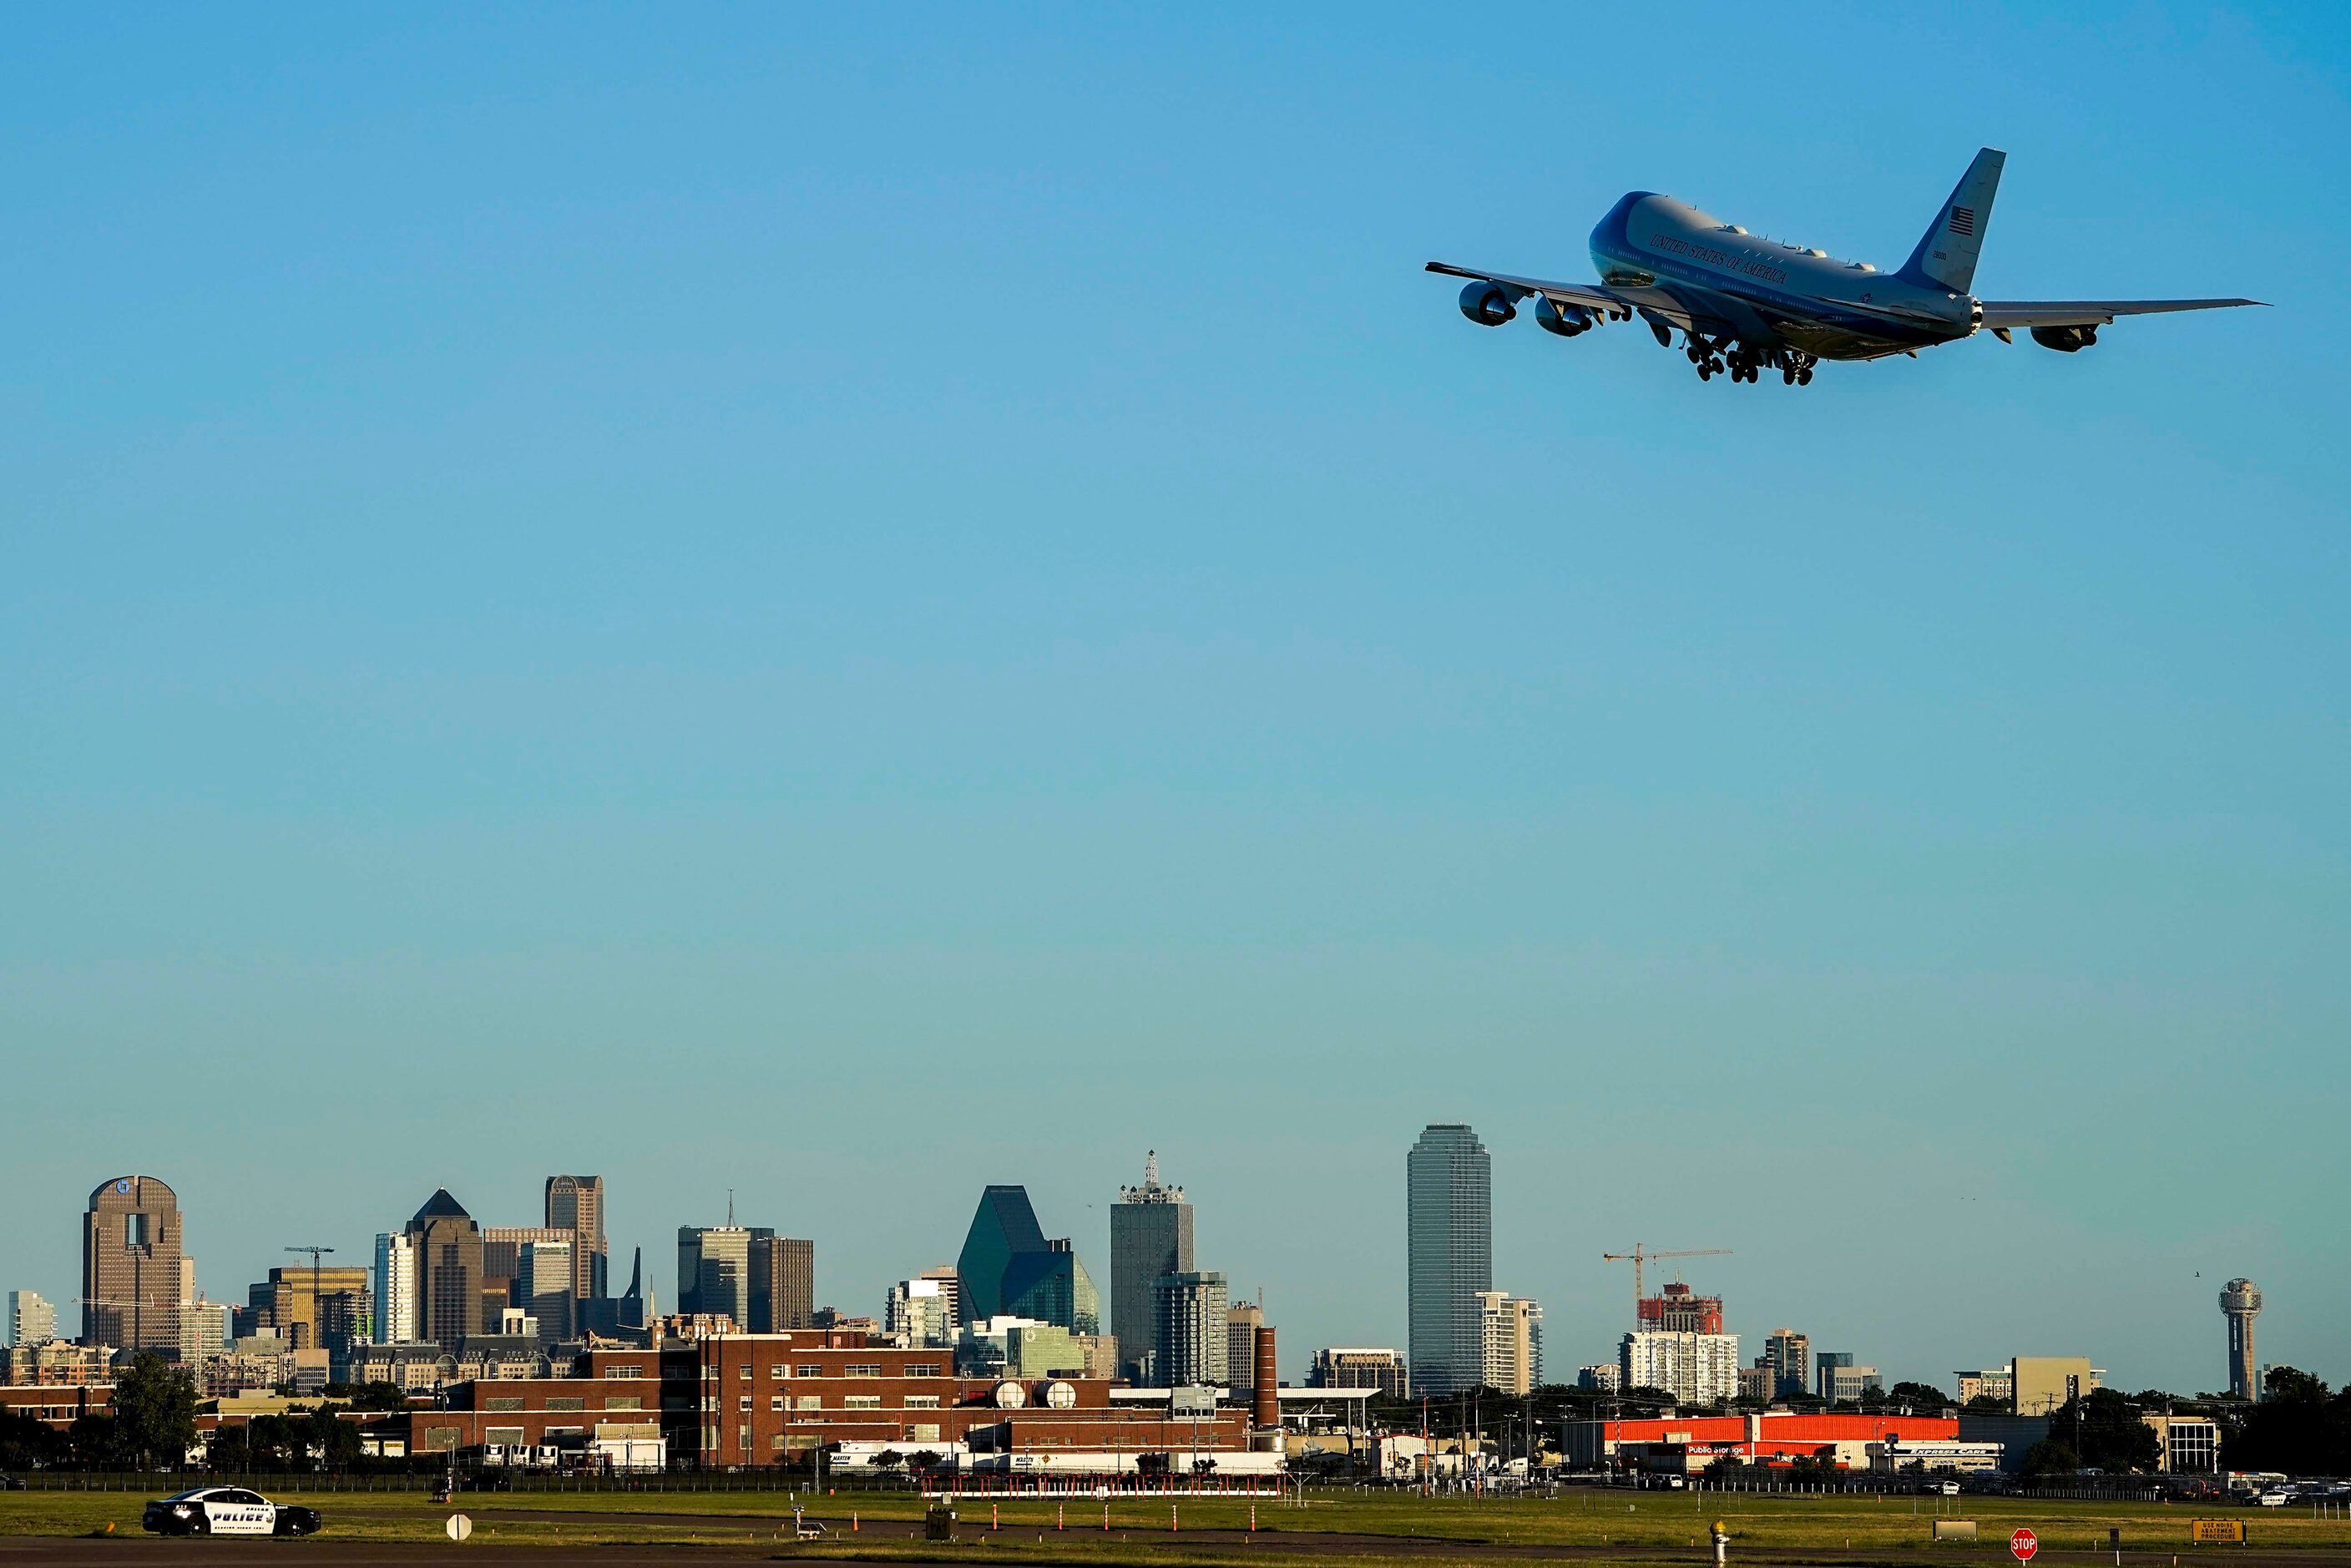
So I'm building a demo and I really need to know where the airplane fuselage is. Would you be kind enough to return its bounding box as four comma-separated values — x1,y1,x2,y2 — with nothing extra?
1588,192,1974,362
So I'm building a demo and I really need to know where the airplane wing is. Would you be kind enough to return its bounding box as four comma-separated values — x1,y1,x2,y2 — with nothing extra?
1425,260,1633,319
1977,297,2266,330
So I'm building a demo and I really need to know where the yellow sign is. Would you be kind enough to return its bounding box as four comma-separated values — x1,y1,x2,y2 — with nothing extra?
2191,1520,2246,1545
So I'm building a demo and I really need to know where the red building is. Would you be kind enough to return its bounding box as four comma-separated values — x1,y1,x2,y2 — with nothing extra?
1565,1411,1959,1471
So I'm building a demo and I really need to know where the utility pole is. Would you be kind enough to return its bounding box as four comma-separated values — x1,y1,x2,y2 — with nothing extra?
286,1246,335,1351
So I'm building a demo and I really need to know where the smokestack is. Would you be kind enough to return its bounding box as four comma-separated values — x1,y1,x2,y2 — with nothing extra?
1252,1326,1277,1430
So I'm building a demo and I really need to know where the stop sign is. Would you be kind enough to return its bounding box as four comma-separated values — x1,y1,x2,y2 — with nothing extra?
2011,1528,2040,1562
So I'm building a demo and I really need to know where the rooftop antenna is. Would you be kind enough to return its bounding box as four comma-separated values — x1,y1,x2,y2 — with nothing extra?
1144,1151,1159,1186
726,1189,735,1226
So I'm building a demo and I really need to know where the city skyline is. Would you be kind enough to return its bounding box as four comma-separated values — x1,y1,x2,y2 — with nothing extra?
0,1149,2321,1399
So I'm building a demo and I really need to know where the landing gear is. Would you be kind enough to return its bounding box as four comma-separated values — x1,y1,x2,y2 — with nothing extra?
1685,334,1727,382
1687,335,1816,387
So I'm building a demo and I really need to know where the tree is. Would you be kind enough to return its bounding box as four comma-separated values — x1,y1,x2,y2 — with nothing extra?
307,1405,361,1473
872,1449,904,1470
0,1412,68,1472
68,1414,124,1468
110,1354,199,1469
2045,1390,2161,1474
245,1414,299,1471
2231,1368,2351,1476
1964,1394,2010,1414
207,1422,253,1472
349,1382,408,1412
2020,1439,2078,1477
1888,1382,1949,1411
907,1449,944,1473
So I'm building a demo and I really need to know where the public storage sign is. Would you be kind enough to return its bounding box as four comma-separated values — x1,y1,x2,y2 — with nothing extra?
2192,1520,2247,1545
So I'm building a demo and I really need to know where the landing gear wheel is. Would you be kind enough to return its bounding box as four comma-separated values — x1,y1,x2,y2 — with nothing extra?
1797,368,1813,385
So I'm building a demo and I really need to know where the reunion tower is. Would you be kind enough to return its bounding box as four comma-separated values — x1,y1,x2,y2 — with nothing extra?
2220,1278,2263,1401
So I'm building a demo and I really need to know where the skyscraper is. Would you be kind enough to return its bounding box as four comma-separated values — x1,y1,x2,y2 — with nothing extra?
405,1189,485,1348
8,1290,58,1348
1406,1124,1491,1398
749,1232,815,1332
1152,1271,1229,1387
544,1176,608,1300
677,1226,752,1328
83,1175,183,1356
373,1232,418,1344
1110,1151,1195,1380
958,1186,1100,1333
519,1240,575,1343
2220,1278,2262,1401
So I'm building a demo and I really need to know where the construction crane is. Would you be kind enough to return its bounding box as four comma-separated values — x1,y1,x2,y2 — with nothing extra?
1601,1243,1732,1323
286,1245,335,1350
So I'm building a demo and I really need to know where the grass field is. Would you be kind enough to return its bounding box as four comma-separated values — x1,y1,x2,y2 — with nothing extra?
4,1486,2347,1562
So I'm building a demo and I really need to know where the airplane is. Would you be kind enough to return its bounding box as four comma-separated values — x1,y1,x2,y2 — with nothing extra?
1427,148,2263,386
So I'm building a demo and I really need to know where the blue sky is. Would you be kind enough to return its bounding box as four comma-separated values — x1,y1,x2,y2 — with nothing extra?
3,2,2346,1393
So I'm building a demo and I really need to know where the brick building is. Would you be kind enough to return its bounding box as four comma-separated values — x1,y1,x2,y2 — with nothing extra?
387,1331,1261,1474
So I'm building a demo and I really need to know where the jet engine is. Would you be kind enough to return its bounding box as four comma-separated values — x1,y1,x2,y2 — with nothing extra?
1458,281,1517,326
1535,296,1594,337
2030,324,2100,352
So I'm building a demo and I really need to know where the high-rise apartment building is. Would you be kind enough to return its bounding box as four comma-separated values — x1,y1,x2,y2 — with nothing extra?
8,1290,58,1348
1620,1330,1740,1405
83,1175,183,1356
544,1176,608,1300
958,1186,1100,1333
1407,1123,1491,1398
406,1189,486,1348
2220,1279,2262,1402
1152,1271,1229,1387
1110,1151,1195,1379
1762,1328,1810,1399
373,1232,418,1344
677,1226,752,1329
1476,1290,1543,1395
1225,1301,1265,1389
749,1232,815,1332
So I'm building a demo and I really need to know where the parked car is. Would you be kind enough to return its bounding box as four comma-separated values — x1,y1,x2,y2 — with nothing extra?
0,1475,25,1491
142,1487,323,1537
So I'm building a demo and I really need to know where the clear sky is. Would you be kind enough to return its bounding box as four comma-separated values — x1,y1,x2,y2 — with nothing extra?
3,3,2345,1395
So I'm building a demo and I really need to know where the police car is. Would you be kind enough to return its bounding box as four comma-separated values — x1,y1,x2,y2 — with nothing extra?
142,1487,323,1536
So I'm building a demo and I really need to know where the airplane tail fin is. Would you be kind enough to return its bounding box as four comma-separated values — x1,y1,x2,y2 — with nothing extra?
1898,147,2004,295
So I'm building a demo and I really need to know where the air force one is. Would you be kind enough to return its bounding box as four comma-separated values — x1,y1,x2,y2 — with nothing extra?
1428,149,2262,386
